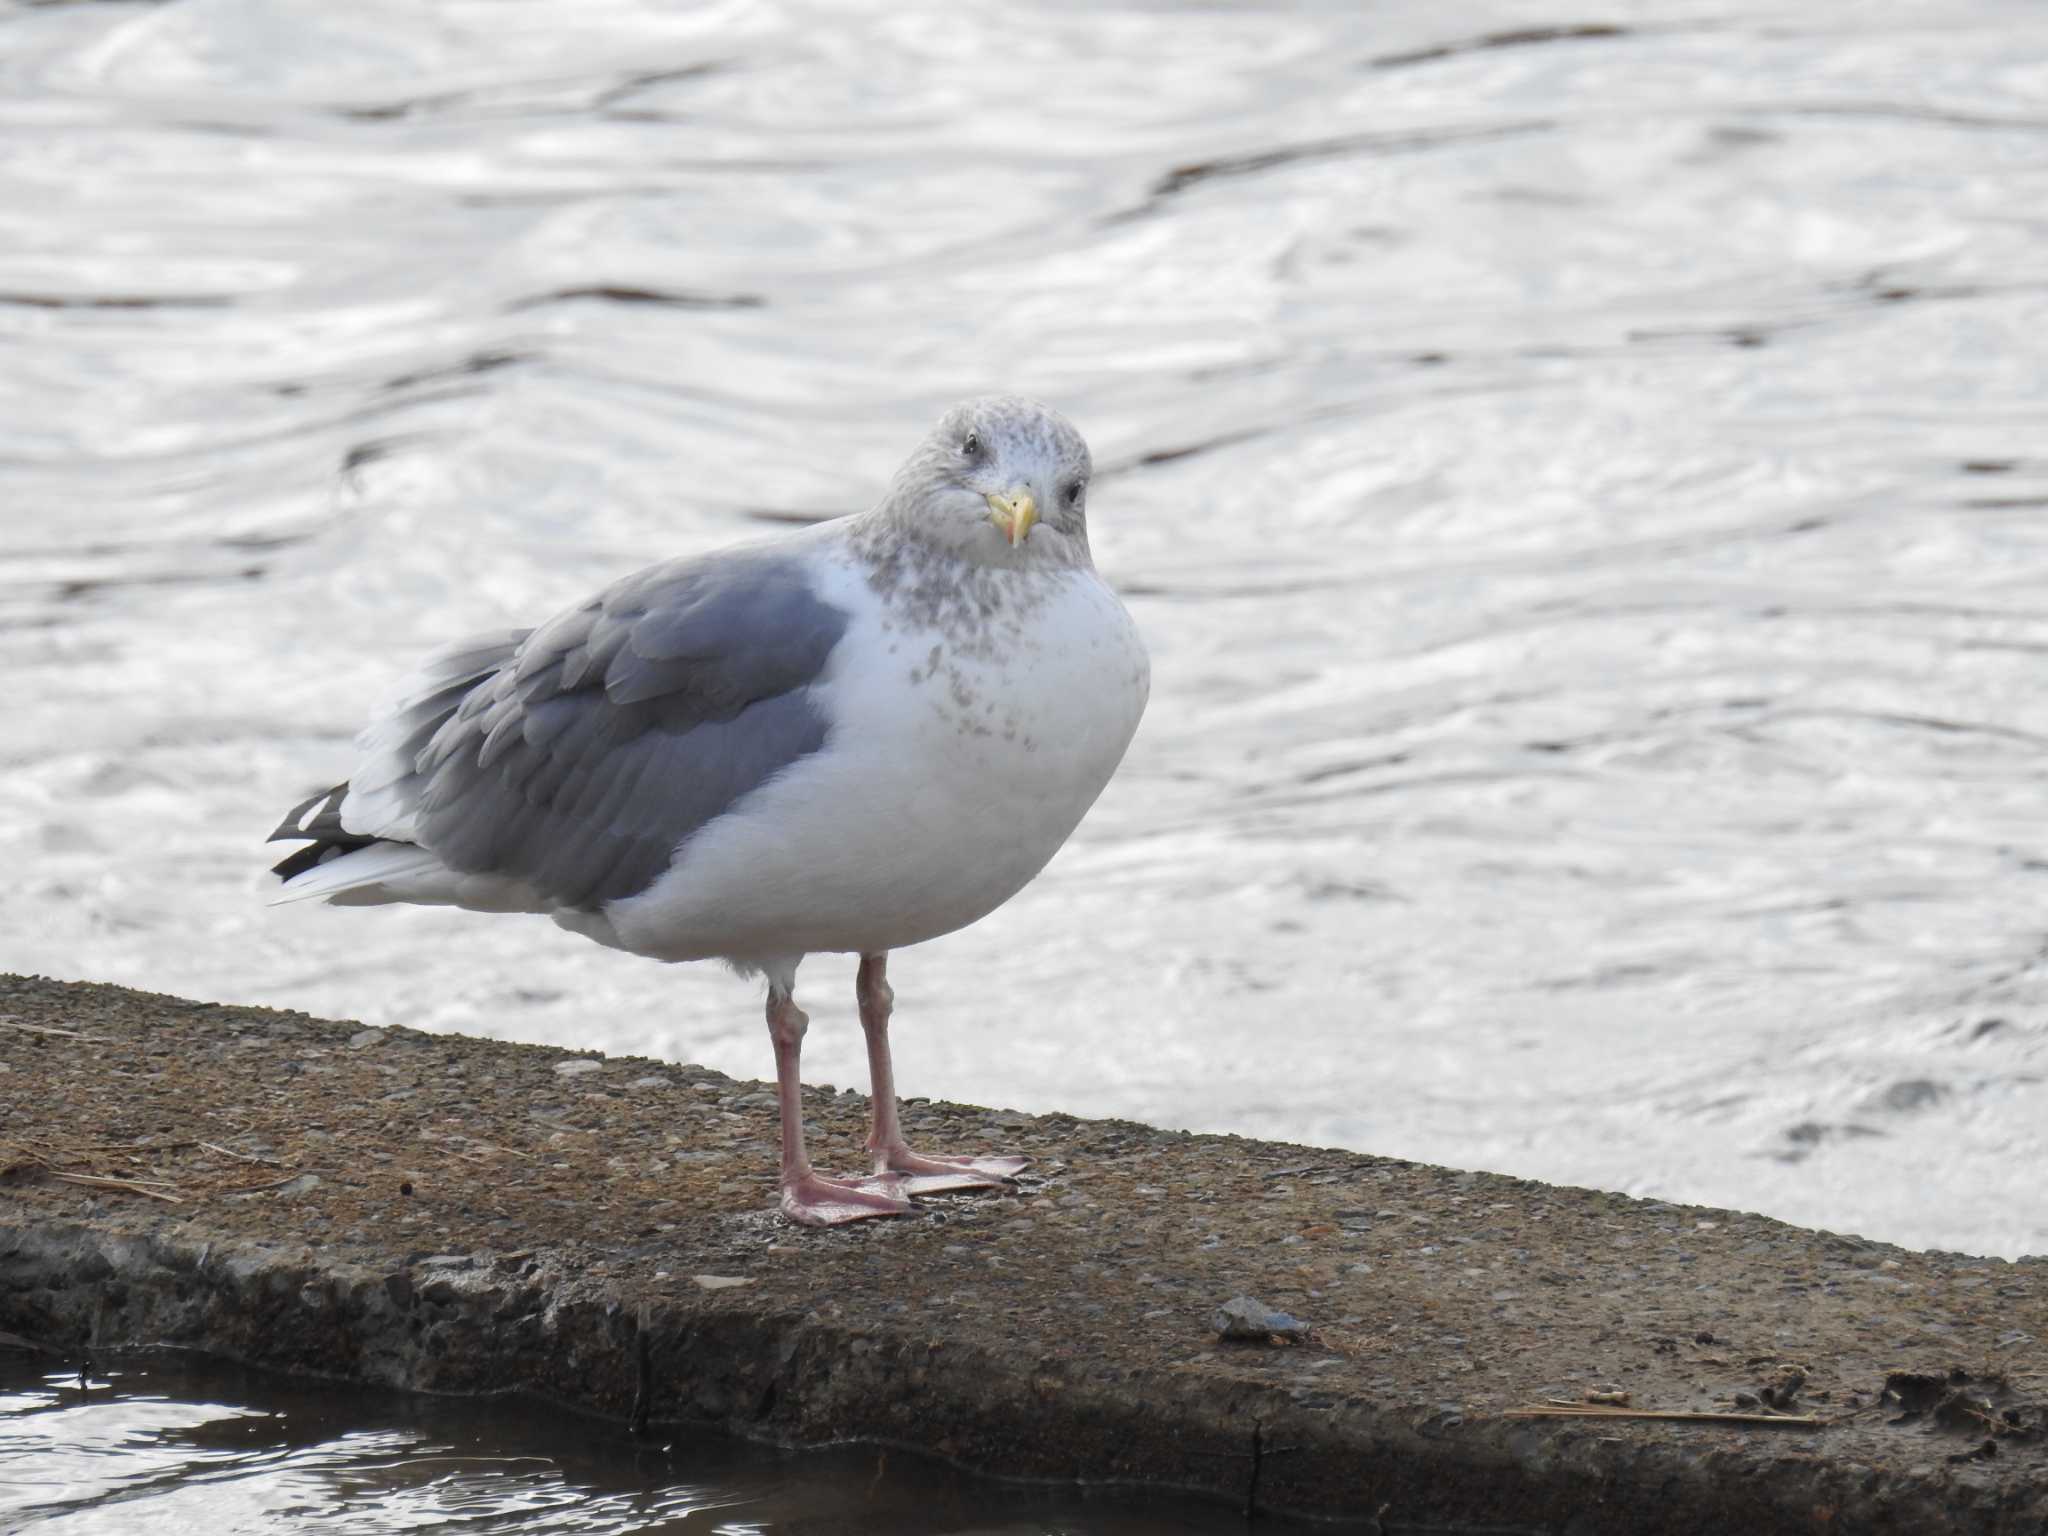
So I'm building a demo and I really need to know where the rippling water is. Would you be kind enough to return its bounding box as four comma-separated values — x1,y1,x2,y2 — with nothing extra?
0,1352,1271,1533
4,0,2047,1279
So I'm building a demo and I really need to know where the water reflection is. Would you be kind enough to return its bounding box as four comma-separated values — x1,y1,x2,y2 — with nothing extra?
0,1352,1278,1534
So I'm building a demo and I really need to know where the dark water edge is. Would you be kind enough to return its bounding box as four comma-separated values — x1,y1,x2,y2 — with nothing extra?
0,1345,1365,1536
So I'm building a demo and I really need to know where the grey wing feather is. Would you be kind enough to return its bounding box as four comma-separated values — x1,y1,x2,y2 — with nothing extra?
411,546,849,910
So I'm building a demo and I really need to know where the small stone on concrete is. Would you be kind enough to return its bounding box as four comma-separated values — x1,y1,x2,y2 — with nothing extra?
1214,1295,1310,1342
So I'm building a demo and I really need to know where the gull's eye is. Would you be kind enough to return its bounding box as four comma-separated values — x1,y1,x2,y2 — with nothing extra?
962,432,982,459
1064,482,1083,507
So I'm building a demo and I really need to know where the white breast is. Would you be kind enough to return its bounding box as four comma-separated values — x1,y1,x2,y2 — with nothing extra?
605,547,1149,965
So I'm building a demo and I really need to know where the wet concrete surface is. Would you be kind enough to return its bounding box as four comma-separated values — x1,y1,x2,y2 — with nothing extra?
1,975,2043,1532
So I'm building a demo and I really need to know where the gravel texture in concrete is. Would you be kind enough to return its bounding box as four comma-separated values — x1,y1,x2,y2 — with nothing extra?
1,974,2043,1531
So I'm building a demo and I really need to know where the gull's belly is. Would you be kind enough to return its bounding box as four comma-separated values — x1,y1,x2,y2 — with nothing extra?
607,570,1148,963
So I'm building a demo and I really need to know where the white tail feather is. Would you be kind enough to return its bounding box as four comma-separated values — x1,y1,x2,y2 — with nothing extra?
269,841,447,906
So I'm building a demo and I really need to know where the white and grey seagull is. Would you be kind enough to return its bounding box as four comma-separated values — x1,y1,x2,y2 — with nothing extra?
267,397,1149,1226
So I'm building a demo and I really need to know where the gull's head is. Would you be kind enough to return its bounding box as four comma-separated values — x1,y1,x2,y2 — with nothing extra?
880,396,1095,569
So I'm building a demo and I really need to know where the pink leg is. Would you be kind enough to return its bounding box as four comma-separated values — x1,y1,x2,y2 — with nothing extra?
858,953,1028,1193
767,983,913,1226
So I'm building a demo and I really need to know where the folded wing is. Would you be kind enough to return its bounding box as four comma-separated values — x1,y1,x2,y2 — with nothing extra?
269,545,849,913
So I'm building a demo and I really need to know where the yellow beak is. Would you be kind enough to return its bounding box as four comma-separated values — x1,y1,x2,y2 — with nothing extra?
986,489,1038,548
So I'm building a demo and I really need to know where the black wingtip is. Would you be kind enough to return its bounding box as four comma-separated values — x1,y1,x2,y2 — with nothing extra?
268,780,388,879
268,782,349,844
270,840,343,880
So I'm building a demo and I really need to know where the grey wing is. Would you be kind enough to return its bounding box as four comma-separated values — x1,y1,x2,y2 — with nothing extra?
411,546,849,910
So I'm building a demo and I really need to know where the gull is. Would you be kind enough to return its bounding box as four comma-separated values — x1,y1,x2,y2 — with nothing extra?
268,397,1149,1225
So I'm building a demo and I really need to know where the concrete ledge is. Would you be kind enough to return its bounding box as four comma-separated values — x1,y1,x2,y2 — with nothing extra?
1,974,2043,1531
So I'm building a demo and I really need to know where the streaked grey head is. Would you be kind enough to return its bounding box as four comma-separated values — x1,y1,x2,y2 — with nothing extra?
873,396,1095,570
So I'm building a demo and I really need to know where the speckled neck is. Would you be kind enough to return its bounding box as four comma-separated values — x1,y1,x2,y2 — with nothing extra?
846,509,1074,653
